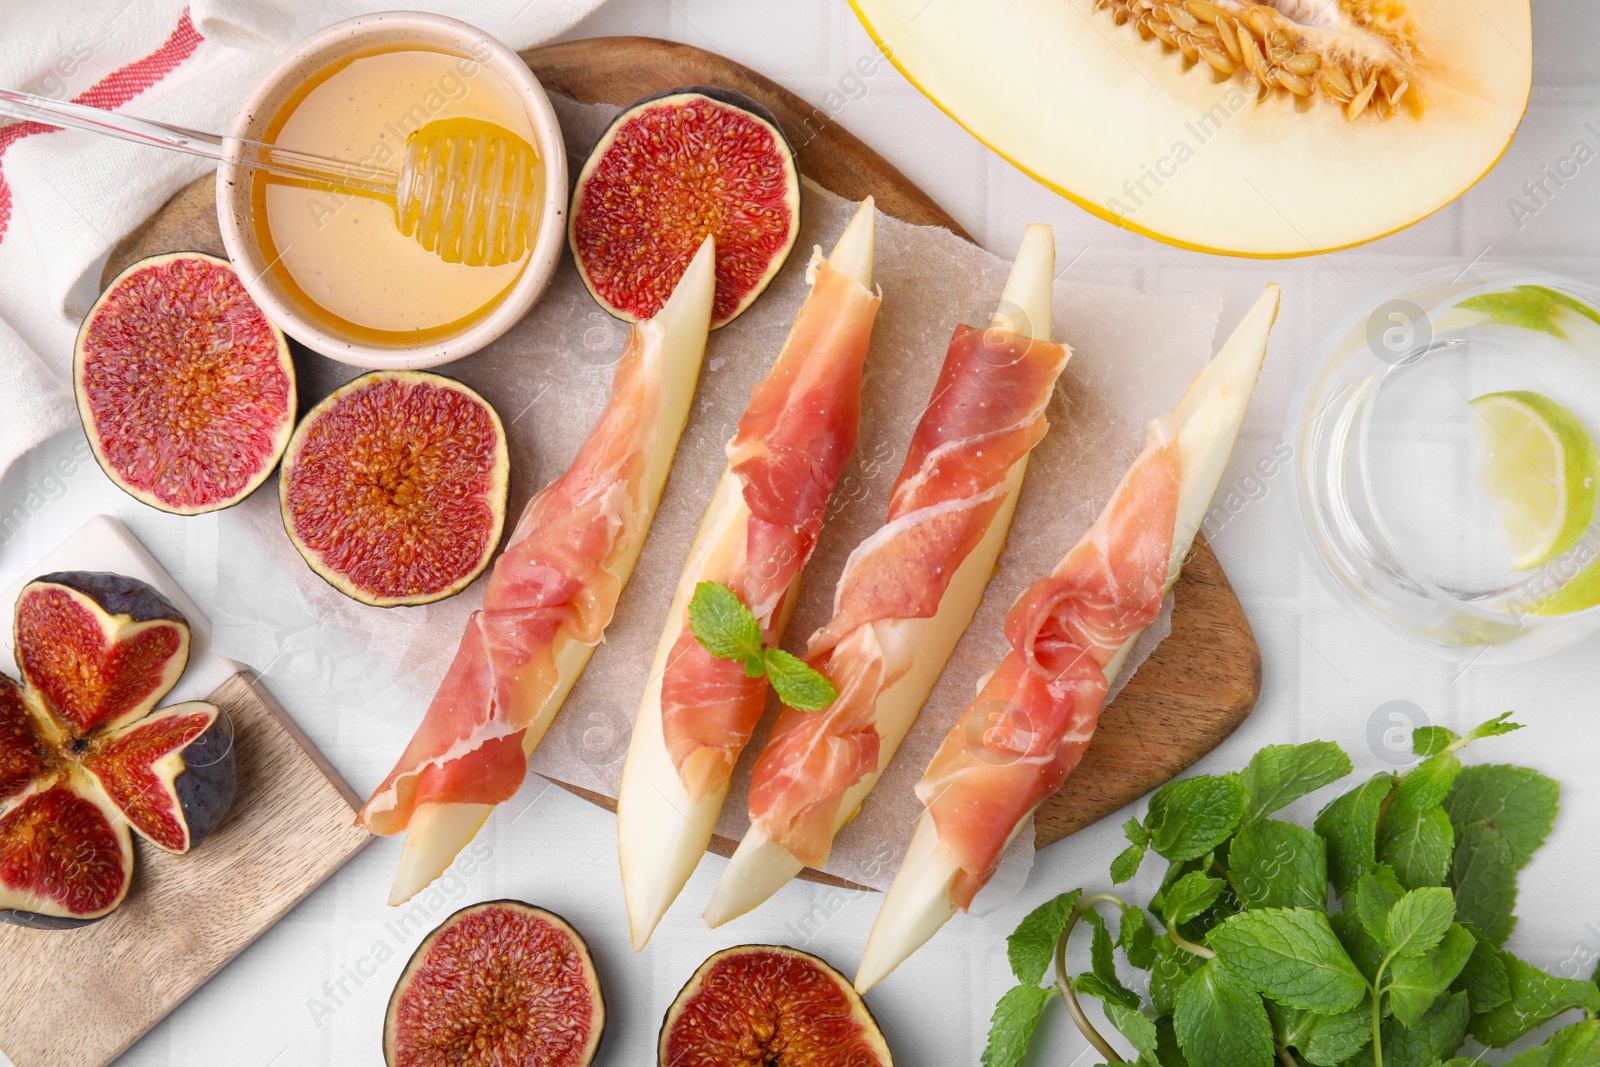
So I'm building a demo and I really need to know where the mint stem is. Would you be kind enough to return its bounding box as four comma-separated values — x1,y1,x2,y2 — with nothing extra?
1166,924,1216,960
1369,953,1396,1067
1053,892,1132,1064
1371,985,1383,1067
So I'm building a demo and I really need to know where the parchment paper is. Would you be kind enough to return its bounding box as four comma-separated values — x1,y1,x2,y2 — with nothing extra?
213,99,1222,890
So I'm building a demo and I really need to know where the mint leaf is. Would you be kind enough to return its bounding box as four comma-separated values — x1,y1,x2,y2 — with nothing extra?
1316,772,1395,894
1155,1016,1187,1067
1111,818,1149,884
1071,970,1128,1008
1238,741,1352,823
1147,774,1247,863
1173,959,1274,1067
1452,928,1511,1013
689,583,837,711
1465,711,1524,743
1151,937,1203,1015
981,983,1053,1067
1444,764,1559,869
1103,1000,1161,1062
1388,922,1475,1027
1377,806,1454,889
1208,908,1368,1014
1471,952,1600,1048
1083,910,1139,1009
1007,889,1079,986
1331,907,1388,985
1540,1019,1600,1065
1162,871,1227,928
1154,852,1212,906
1378,989,1471,1067
1414,725,1460,757
1274,1003,1371,1066
688,581,765,663
1351,865,1406,947
1299,1008,1372,1065
1226,819,1328,912
1449,819,1518,945
1390,751,1463,813
762,648,836,711
1385,886,1456,957
1118,903,1157,969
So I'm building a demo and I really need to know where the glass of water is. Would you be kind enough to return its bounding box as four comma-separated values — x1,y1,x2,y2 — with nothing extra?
1293,266,1600,662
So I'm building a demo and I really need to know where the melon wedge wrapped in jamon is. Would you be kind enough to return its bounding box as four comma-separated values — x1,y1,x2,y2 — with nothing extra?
704,225,1071,927
616,199,883,949
851,0,1531,255
856,283,1281,991
358,239,717,905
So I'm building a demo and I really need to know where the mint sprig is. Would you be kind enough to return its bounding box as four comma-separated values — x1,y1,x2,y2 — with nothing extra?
980,712,1597,1067
686,580,764,667
686,581,837,713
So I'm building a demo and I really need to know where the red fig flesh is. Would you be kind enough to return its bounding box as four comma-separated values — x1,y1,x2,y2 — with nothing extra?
74,252,296,515
279,371,509,607
0,572,236,926
660,944,893,1066
570,87,801,329
385,900,604,1067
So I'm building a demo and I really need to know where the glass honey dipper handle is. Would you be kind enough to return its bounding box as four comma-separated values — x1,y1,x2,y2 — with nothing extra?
0,88,540,267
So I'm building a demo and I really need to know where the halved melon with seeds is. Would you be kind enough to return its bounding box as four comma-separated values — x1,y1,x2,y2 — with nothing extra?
851,0,1531,256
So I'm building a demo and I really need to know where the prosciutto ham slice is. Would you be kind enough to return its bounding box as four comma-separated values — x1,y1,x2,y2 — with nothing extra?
617,200,881,950
356,239,716,900
856,283,1280,993
922,433,1179,906
748,321,1069,866
359,386,650,834
700,224,1063,929
659,257,882,801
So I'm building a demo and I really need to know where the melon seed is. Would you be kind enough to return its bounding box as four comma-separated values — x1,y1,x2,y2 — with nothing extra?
1091,0,1421,121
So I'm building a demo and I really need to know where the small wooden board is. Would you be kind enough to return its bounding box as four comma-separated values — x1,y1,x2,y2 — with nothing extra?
99,37,1259,888
0,673,371,1067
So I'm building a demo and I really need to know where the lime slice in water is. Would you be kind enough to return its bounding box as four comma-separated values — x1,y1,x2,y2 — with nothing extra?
1534,558,1600,615
1469,390,1599,571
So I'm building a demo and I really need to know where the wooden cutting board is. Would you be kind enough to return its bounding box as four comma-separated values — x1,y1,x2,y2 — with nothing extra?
0,518,371,1067
100,37,1259,884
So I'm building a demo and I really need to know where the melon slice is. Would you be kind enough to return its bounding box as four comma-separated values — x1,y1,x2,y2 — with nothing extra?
851,0,1531,256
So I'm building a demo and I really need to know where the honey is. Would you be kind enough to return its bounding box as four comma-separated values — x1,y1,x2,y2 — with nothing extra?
250,47,541,344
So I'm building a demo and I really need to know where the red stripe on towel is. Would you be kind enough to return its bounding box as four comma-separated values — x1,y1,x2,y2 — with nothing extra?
0,8,205,242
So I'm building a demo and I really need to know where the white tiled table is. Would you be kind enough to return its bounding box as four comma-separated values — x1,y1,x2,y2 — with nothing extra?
3,2,1598,1064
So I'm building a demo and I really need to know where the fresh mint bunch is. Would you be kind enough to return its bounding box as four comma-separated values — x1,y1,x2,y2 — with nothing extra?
686,581,837,712
982,718,1591,1067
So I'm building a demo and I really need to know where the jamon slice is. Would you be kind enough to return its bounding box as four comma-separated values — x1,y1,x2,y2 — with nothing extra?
616,199,882,950
855,283,1281,992
358,239,717,905
705,225,1068,927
